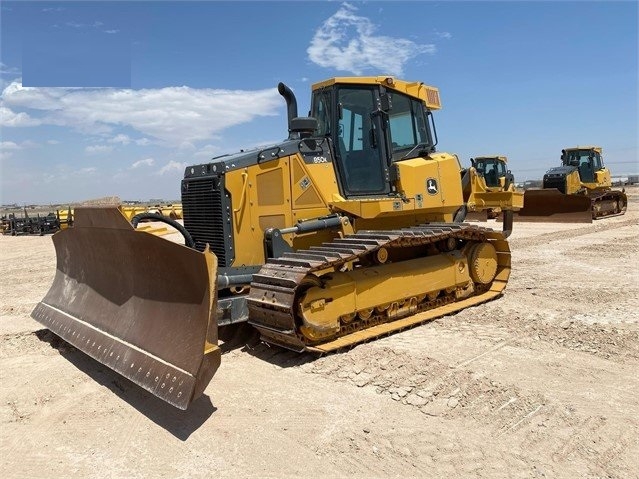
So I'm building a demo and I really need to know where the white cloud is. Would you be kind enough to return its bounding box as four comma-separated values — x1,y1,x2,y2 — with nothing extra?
307,3,436,76
157,160,186,175
108,134,151,146
104,29,119,34
194,144,222,158
0,142,19,160
0,63,21,75
85,145,113,154
434,30,452,40
0,140,38,150
1,81,282,146
0,140,39,162
0,106,41,127
130,158,155,169
109,134,131,145
47,139,60,145
66,21,104,29
78,167,97,174
1,141,21,150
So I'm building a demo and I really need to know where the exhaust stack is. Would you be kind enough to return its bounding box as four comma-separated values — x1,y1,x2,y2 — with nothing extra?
278,82,298,140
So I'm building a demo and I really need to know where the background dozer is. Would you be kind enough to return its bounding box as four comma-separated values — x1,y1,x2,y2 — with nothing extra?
33,76,521,409
518,146,627,222
463,156,522,221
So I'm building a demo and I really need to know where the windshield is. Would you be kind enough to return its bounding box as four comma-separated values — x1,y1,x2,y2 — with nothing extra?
563,149,602,170
387,92,430,160
475,158,506,187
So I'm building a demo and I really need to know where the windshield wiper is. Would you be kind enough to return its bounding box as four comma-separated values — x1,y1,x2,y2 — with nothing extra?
399,142,431,161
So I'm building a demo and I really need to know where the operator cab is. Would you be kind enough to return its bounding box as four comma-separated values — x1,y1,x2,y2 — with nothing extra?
311,80,437,198
472,157,508,188
561,148,603,183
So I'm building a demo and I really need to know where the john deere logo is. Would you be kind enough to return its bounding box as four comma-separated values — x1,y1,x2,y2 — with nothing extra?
426,178,438,195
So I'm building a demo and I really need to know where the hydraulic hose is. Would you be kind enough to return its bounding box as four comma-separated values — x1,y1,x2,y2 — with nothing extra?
130,212,196,249
453,205,468,223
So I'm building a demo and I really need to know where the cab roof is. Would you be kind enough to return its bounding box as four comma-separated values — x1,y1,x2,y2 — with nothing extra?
473,156,508,163
311,76,441,110
564,146,602,153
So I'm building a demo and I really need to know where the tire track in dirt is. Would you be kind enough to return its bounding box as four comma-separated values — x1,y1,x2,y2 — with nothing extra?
509,216,637,250
302,345,549,433
448,303,639,361
299,338,638,477
289,209,639,476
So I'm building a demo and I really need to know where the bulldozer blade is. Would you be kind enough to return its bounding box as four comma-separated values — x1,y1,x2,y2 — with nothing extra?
31,207,220,410
464,210,488,222
515,189,593,223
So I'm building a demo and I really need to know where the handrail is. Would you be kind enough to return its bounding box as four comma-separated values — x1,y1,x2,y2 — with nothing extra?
233,172,249,214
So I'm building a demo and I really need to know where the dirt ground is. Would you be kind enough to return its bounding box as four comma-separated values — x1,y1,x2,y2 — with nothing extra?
1,187,638,479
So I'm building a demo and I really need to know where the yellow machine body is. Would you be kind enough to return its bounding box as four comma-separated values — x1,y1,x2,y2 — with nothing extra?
518,146,627,222
464,156,523,220
33,76,520,409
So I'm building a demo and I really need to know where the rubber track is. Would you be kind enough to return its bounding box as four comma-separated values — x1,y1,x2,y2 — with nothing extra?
247,223,509,353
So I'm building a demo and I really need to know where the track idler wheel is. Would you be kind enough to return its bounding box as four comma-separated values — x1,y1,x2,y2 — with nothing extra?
297,275,341,342
467,242,498,285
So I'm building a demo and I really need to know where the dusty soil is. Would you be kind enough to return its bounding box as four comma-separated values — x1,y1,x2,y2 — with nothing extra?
1,187,638,478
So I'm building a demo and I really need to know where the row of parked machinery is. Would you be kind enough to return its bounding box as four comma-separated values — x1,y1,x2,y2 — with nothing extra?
468,147,627,223
518,146,627,222
1,209,73,236
1,204,186,237
29,75,627,410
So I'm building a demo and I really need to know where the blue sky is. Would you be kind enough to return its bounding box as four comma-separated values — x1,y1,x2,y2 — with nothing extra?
1,1,637,204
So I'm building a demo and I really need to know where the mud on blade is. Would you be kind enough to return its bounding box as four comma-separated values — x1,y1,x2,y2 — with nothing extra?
31,207,220,410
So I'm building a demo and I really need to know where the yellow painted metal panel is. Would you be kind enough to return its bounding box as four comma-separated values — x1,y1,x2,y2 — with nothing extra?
297,155,340,205
308,274,508,353
300,252,472,336
227,160,293,267
396,154,463,215
258,214,286,231
256,169,285,206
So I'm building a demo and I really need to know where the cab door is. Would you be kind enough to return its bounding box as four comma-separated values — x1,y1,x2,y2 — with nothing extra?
334,87,391,197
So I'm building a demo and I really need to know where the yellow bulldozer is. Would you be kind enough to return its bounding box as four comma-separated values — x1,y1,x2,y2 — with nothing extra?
518,146,627,222
464,156,522,220
32,76,521,409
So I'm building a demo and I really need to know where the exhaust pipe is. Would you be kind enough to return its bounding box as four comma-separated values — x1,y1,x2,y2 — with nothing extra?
278,82,298,140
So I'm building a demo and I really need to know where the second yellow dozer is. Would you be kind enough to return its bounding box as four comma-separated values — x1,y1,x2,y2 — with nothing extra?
463,156,523,221
32,76,521,409
517,146,627,222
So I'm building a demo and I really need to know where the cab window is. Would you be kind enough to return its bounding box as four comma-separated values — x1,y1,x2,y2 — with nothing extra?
388,93,429,159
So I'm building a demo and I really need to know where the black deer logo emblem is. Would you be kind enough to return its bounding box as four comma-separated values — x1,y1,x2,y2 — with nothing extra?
426,178,438,195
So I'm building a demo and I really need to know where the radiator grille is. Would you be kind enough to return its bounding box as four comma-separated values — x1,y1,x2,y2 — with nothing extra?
182,176,229,265
543,176,567,194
